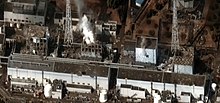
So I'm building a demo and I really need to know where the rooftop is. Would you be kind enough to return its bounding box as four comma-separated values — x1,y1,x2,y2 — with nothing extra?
8,53,206,86
174,47,194,65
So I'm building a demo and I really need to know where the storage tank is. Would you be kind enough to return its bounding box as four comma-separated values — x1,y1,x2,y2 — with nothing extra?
16,23,20,29
0,27,2,33
44,83,52,98
10,23,13,27
99,89,107,103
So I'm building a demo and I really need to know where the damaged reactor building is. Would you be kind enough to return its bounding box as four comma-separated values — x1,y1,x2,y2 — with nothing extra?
0,0,220,103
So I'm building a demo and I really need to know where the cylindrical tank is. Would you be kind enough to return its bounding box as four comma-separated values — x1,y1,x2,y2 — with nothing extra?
44,83,52,98
10,23,13,27
0,27,2,34
16,23,20,29
99,89,107,103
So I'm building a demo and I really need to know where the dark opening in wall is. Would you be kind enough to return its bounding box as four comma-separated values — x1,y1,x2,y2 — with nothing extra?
108,67,118,90
82,71,86,75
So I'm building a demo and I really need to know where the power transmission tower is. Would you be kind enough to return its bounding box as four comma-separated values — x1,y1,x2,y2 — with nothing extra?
171,0,179,72
171,0,179,53
64,0,73,45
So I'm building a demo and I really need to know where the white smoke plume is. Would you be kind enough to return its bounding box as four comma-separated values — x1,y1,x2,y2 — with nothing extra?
74,0,95,45
140,37,146,48
79,15,95,45
73,0,84,18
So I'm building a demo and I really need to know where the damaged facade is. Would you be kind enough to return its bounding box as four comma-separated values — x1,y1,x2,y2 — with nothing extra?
0,0,220,102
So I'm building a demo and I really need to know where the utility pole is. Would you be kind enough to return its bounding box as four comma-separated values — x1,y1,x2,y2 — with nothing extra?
64,0,73,45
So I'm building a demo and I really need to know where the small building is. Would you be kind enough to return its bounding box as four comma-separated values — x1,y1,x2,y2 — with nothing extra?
54,12,63,26
135,36,157,65
120,84,147,99
4,0,47,26
54,12,79,31
174,47,194,74
178,92,192,103
9,76,37,93
81,43,103,61
102,21,117,37
95,21,118,43
66,83,92,94
121,41,135,64
22,25,48,55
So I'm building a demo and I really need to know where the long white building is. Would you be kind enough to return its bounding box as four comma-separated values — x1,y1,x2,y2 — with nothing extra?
7,53,206,101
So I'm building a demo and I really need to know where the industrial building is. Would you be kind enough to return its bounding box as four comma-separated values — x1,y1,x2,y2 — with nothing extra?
0,0,220,102
6,53,206,102
4,0,47,26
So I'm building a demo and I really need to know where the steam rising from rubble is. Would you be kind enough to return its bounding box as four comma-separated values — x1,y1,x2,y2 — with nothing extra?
74,0,95,45
74,0,84,18
80,15,95,45
141,37,146,48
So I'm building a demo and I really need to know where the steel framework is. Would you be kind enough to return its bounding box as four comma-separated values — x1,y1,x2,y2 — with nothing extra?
64,0,73,45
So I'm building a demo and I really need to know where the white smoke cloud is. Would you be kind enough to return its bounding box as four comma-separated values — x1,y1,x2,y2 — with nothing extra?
79,15,95,45
140,37,146,48
74,0,95,45
74,0,84,18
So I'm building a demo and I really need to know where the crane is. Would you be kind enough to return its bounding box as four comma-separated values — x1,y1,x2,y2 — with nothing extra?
64,0,73,45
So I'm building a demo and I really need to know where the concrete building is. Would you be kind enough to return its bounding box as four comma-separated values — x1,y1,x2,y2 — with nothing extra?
177,0,194,8
120,84,147,99
135,36,158,65
174,47,194,74
54,12,79,31
4,0,47,26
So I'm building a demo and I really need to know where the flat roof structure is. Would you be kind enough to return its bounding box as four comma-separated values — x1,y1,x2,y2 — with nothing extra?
8,53,206,86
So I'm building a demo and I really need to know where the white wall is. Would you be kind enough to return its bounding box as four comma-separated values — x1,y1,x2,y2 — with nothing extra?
8,68,204,98
8,67,108,90
117,78,204,98
67,87,91,93
174,64,193,74
8,68,42,83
